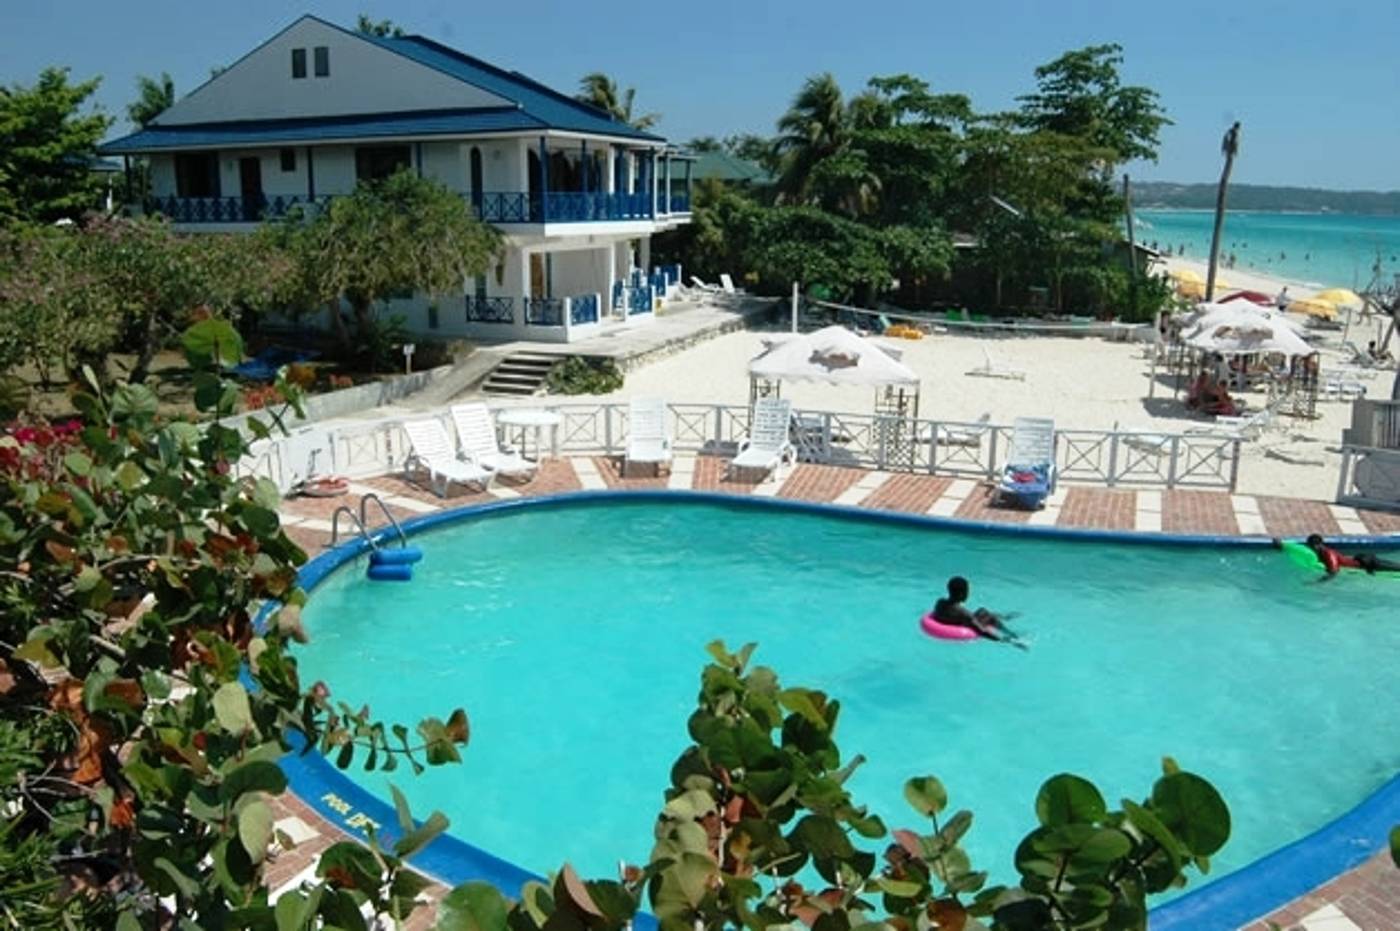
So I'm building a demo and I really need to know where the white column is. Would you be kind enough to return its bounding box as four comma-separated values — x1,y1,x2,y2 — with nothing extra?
604,147,616,194
639,237,651,274
650,151,658,216
664,154,672,214
604,244,617,318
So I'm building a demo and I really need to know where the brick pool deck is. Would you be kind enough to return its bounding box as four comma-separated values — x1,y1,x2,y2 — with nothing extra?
270,456,1400,929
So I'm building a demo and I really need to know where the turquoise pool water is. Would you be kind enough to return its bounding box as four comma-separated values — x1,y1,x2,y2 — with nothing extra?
297,499,1400,888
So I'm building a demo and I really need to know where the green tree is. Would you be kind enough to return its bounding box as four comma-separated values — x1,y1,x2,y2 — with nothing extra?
126,72,174,128
576,72,659,130
0,68,112,223
686,135,722,153
774,73,848,201
356,13,406,37
1016,44,1170,166
277,171,501,362
0,325,473,928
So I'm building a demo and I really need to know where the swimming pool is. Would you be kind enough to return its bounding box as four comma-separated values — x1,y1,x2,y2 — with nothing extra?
295,495,1399,912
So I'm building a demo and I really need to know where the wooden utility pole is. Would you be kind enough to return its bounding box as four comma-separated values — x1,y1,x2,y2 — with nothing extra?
1123,174,1139,282
1206,122,1241,303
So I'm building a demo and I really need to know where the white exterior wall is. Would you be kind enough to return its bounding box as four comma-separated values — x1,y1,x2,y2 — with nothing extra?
149,155,177,195
309,145,358,196
212,148,311,198
549,248,608,300
419,141,465,190
154,17,508,125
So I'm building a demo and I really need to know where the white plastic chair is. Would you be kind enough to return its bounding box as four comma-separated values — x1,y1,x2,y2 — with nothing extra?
939,413,991,447
719,273,745,295
401,419,492,497
450,403,537,479
624,398,672,475
728,397,796,479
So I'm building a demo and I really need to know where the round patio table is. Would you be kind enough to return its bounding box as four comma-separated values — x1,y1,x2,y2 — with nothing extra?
494,408,561,462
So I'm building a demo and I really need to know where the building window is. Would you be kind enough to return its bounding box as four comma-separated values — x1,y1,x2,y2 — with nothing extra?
354,145,411,182
279,148,296,172
427,305,439,329
291,48,307,79
314,46,329,77
174,152,220,198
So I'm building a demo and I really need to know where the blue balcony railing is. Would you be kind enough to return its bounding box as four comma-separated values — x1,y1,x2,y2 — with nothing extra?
472,191,656,224
465,295,513,324
570,294,599,325
149,194,327,224
668,194,691,214
523,297,564,327
628,285,654,316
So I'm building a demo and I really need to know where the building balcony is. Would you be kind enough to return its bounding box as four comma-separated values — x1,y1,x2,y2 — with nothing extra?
147,189,690,227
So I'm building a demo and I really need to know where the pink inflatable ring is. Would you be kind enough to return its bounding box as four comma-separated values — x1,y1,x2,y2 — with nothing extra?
920,612,979,641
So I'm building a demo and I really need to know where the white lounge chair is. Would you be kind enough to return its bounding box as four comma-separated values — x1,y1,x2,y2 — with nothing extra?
966,347,1026,381
401,418,493,497
1114,421,1172,456
624,398,672,475
1323,372,1367,401
719,273,745,295
939,413,992,447
689,275,721,293
449,403,537,479
996,417,1056,509
728,397,796,479
1187,405,1275,442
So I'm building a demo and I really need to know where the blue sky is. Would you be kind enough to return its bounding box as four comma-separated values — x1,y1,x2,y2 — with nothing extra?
5,0,1397,190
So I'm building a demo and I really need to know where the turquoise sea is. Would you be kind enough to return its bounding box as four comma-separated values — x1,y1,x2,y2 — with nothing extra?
1136,210,1400,290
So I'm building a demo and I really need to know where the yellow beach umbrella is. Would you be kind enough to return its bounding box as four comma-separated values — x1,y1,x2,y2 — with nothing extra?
1177,280,1206,299
1169,268,1204,284
1208,273,1233,291
1312,288,1363,307
1289,297,1338,319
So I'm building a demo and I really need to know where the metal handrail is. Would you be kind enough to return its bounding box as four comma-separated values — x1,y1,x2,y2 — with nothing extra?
358,493,408,549
329,506,377,550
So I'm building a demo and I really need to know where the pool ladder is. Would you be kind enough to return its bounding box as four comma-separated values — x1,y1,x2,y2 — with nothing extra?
329,493,423,581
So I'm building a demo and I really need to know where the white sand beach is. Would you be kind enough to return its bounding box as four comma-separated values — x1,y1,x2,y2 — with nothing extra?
569,254,1394,503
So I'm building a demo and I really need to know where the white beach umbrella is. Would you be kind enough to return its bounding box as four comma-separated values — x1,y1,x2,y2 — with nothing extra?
1181,301,1307,337
1182,308,1315,357
749,325,919,386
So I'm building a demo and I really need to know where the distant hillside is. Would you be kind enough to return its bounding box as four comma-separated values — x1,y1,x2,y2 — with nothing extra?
1134,182,1400,215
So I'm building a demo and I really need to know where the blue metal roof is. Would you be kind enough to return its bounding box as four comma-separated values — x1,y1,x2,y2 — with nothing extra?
101,108,548,153
100,16,663,154
361,32,663,143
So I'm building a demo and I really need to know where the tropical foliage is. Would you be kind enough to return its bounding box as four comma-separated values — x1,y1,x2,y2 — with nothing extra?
659,44,1172,319
0,320,471,928
126,72,175,129
0,67,112,222
258,170,502,367
576,72,660,130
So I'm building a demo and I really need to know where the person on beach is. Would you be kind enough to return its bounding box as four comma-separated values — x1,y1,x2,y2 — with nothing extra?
1275,286,1290,309
1302,534,1400,577
932,577,1027,648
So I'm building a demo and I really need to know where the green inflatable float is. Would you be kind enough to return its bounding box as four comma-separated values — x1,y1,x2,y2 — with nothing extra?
1278,539,1400,578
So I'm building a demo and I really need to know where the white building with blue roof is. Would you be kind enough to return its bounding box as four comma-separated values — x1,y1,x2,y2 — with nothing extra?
100,14,693,343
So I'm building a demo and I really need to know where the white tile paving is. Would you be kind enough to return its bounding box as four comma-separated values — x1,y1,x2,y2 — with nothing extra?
298,518,334,533
1327,504,1371,536
1299,903,1363,931
569,456,608,491
1135,509,1162,533
1231,495,1268,535
489,485,522,499
833,471,892,507
382,494,440,513
667,455,697,490
928,477,976,516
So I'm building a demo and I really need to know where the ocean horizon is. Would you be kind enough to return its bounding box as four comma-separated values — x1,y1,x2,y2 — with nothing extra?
1135,209,1400,290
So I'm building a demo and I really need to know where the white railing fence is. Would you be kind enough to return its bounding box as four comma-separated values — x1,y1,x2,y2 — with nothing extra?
1336,445,1400,511
236,402,1243,494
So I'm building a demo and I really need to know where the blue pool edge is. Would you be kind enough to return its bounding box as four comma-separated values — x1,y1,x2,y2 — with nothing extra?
266,489,1400,928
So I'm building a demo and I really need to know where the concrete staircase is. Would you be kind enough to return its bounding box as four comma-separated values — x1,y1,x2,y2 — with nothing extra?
480,352,561,397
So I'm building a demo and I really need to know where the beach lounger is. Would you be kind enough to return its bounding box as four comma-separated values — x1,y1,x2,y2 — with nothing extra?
449,403,537,479
1322,372,1367,402
689,275,721,293
401,418,493,497
966,347,1026,381
939,413,992,447
728,397,796,480
719,273,745,295
1187,405,1276,442
996,417,1056,510
624,398,672,475
1115,422,1172,456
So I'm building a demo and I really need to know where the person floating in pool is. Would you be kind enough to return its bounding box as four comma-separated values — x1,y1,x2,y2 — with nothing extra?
933,577,1027,649
1302,534,1400,577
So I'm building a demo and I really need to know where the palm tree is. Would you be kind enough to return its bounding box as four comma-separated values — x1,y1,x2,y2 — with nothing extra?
127,73,175,128
1205,121,1240,302
774,73,848,201
576,73,659,130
